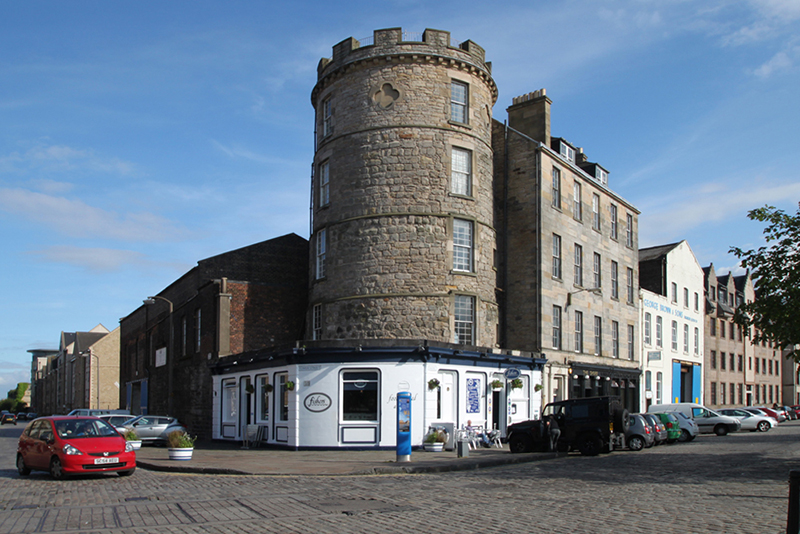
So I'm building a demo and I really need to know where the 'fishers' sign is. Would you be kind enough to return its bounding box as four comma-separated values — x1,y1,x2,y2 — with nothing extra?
303,393,332,412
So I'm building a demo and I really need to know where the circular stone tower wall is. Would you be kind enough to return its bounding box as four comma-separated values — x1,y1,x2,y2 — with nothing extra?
309,27,498,347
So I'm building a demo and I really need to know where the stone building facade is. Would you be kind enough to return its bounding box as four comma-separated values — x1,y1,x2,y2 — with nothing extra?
638,241,704,409
703,265,782,408
118,234,308,439
493,91,641,411
308,28,499,347
30,326,119,415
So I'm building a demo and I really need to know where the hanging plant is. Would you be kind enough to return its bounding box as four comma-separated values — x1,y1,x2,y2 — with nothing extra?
286,381,295,391
245,384,255,395
534,384,543,392
428,378,440,390
264,383,274,393
490,379,504,390
510,378,523,389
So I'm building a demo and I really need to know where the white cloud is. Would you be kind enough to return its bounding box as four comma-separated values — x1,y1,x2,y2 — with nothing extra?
638,181,800,246
752,44,800,78
0,144,135,176
29,246,147,273
0,188,186,242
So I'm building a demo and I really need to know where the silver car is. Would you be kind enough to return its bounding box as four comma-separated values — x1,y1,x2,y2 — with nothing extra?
719,408,774,432
626,414,655,451
121,415,185,444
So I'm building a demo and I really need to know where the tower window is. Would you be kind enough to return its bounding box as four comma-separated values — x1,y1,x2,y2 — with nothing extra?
316,229,327,280
454,295,475,345
453,219,473,272
450,81,468,124
319,160,330,207
451,147,472,196
322,97,333,137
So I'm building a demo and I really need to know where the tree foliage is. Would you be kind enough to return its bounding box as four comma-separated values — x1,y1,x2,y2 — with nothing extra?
730,203,800,361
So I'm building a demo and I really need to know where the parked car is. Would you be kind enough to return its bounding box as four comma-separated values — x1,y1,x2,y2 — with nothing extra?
719,408,774,432
642,413,668,445
119,415,185,444
648,402,741,436
97,414,136,431
67,409,130,417
508,396,629,456
781,406,797,420
2,413,17,425
651,412,682,443
742,407,779,426
672,411,699,442
626,414,655,451
16,416,136,479
754,407,785,423
788,406,800,419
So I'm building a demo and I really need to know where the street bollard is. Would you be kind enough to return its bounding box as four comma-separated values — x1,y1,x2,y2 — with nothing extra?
788,470,800,533
457,438,469,458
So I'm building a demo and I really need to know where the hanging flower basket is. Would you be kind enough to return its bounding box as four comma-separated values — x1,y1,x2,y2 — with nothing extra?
286,381,295,391
534,384,544,392
264,383,274,393
428,378,440,390
245,384,255,395
510,378,524,390
490,379,504,390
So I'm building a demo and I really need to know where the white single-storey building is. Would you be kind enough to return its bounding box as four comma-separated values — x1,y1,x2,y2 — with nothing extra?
210,342,546,449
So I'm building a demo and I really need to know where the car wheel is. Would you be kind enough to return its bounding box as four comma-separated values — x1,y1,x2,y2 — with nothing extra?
714,425,728,436
118,468,135,477
50,457,66,480
628,435,644,451
677,429,691,442
509,434,532,454
758,421,771,432
16,455,30,476
577,434,602,456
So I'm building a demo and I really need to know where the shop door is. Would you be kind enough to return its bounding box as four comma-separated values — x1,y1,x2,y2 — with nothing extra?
507,375,529,427
436,371,457,423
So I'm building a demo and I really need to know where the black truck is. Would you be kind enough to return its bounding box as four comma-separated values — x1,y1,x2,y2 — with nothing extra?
507,396,629,456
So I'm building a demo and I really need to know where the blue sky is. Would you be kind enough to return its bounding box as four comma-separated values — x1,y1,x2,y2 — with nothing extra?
2,0,799,390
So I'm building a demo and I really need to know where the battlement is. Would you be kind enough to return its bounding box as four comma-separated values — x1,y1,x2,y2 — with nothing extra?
317,27,490,80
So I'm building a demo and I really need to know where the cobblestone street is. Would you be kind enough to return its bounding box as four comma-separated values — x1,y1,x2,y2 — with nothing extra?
2,422,799,533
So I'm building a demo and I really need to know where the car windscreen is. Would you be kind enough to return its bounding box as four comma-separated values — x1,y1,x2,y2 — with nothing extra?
55,419,119,439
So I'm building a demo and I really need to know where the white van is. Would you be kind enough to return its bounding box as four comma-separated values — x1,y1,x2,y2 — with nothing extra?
647,403,741,436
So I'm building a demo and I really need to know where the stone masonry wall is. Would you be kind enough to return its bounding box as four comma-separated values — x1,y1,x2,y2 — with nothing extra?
309,28,499,347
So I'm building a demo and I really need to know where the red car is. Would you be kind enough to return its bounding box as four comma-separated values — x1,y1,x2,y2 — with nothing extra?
16,416,136,479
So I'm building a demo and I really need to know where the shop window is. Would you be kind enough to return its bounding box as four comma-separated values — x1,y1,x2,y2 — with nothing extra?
257,374,270,423
222,379,237,425
277,374,289,422
341,371,379,421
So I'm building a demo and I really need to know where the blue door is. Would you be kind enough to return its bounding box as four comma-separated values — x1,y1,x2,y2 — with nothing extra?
672,361,682,403
692,364,702,403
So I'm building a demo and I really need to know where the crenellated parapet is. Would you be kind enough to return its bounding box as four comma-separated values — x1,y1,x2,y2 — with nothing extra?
312,27,496,108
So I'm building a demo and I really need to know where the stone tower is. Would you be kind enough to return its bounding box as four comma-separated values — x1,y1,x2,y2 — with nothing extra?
308,28,498,347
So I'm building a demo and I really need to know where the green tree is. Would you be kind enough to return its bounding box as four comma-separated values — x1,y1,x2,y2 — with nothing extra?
730,203,800,361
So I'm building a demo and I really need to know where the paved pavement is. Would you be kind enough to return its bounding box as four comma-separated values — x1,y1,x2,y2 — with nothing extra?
3,423,800,533
134,440,554,475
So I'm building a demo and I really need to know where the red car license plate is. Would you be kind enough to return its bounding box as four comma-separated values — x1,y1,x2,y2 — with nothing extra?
94,457,118,465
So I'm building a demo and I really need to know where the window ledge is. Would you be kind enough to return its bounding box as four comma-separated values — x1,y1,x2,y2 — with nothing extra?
448,120,472,129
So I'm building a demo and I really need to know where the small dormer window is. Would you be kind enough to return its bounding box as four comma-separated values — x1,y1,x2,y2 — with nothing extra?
559,142,575,162
597,168,608,185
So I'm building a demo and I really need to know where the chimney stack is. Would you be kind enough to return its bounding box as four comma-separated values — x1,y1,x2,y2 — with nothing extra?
507,88,551,145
